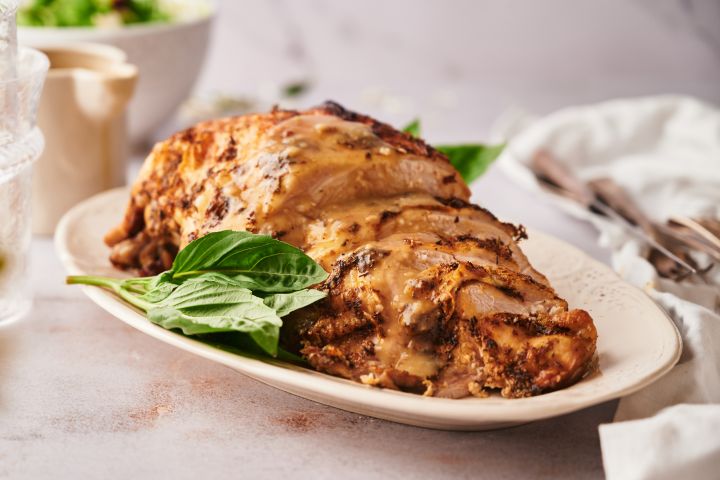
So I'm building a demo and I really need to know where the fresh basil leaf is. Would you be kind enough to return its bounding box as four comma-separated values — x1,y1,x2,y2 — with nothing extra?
202,332,308,365
169,231,328,292
153,272,258,309
403,119,421,137
148,305,281,356
68,230,329,358
139,280,177,303
262,289,327,317
436,143,505,184
145,273,283,355
149,271,174,289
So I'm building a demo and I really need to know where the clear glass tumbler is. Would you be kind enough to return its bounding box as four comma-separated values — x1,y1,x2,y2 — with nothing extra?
0,47,48,325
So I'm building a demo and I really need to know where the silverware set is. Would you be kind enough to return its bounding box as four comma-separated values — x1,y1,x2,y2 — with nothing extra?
529,150,719,281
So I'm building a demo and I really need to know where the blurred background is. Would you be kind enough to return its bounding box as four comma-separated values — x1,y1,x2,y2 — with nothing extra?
177,0,720,260
15,0,720,256
189,0,720,141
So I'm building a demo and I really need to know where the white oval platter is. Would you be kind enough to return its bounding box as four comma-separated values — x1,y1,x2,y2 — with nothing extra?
55,188,682,430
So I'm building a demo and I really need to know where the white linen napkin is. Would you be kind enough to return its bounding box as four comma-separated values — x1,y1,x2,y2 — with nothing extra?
492,96,720,479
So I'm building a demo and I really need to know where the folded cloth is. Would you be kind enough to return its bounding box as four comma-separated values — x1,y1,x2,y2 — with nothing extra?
600,404,720,480
492,96,720,479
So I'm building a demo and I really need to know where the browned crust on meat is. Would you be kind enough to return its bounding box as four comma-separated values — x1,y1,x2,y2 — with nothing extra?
433,196,528,241
312,101,447,163
106,100,597,400
105,101,464,273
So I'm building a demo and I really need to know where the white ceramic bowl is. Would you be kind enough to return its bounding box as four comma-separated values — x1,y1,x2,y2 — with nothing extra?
18,0,215,145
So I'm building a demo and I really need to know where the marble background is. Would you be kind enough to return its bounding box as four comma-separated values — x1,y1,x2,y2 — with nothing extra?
197,0,720,141
2,1,719,479
182,0,720,262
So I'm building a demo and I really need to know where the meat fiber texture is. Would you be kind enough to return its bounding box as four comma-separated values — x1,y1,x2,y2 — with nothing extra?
106,101,597,398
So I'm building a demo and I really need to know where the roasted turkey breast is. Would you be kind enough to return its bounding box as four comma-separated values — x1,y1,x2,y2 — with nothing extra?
106,101,597,398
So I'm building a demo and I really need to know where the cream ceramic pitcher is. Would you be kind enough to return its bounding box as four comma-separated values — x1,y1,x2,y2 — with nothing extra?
32,43,137,234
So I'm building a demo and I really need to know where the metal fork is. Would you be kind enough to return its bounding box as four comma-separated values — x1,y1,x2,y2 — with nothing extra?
529,150,716,280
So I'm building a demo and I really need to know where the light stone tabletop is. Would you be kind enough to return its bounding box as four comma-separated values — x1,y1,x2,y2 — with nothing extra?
2,233,614,479
2,1,718,478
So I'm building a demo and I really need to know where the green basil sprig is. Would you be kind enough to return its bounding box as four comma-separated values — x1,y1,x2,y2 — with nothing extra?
169,230,328,292
403,119,505,184
67,231,328,356
402,119,421,138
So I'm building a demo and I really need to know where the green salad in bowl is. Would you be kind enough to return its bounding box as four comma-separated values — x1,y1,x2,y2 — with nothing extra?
17,0,203,28
18,0,214,143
